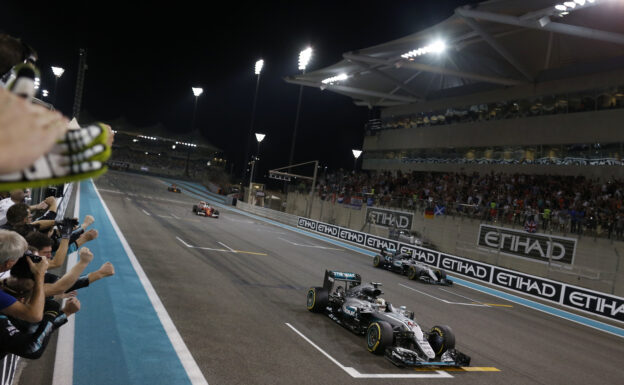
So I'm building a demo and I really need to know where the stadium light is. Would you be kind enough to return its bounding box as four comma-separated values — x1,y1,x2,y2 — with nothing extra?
352,149,362,171
255,133,266,143
42,89,48,97
401,40,446,59
322,73,348,84
298,47,312,71
172,144,176,149
51,66,65,77
51,66,65,107
192,87,203,97
255,59,264,75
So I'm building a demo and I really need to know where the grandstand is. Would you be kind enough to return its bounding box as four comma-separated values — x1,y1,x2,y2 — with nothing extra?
286,0,624,179
102,117,228,180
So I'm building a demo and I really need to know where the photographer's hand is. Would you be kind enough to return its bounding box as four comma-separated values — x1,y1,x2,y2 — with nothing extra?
27,255,49,281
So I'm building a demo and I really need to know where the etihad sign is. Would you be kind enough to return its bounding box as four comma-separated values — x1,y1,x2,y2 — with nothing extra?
477,224,576,265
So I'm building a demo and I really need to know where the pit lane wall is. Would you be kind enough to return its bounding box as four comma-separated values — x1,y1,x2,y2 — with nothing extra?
296,216,624,324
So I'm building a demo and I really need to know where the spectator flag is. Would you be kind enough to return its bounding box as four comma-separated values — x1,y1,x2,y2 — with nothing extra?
434,205,445,216
424,208,434,219
524,219,537,233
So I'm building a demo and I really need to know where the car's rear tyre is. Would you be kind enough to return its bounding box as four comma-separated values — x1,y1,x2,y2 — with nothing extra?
373,255,383,268
366,321,393,355
407,265,423,280
428,325,455,356
306,287,328,313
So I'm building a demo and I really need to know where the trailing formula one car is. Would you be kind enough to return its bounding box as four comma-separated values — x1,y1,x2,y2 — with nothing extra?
168,184,182,193
373,247,453,286
307,270,470,367
192,201,219,218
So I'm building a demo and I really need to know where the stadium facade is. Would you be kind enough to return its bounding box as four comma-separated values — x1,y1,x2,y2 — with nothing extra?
286,0,624,178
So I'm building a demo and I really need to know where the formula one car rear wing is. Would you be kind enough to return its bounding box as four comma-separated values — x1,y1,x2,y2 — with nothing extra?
323,270,361,291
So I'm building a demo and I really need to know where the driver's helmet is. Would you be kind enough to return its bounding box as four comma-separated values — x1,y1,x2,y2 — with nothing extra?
375,297,386,311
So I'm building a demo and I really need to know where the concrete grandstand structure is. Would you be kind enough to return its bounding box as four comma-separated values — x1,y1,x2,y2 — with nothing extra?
286,0,624,178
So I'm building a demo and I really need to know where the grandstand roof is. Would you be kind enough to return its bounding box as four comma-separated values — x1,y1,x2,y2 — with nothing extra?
285,0,624,108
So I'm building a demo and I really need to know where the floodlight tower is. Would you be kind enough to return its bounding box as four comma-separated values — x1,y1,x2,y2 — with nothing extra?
248,133,266,203
352,149,362,171
185,87,203,177
288,47,312,174
51,66,65,108
243,59,265,185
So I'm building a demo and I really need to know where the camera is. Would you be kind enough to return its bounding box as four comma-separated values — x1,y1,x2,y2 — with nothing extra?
10,250,42,279
55,217,79,229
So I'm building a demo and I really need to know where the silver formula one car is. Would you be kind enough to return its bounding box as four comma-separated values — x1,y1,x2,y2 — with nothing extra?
373,247,453,285
307,270,470,367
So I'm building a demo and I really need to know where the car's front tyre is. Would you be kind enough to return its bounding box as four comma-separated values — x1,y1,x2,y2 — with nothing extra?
366,321,393,355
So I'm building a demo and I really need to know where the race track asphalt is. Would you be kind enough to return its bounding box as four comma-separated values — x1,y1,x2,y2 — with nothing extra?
90,171,624,385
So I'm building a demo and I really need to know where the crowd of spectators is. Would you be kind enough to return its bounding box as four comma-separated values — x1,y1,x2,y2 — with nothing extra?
373,86,624,134
0,33,115,372
315,170,624,240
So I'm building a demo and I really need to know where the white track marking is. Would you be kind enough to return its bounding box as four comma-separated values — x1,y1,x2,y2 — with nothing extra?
439,288,490,306
158,215,173,218
176,236,194,248
222,216,254,224
92,181,209,384
399,283,488,307
285,323,452,379
170,213,180,219
97,188,125,194
142,209,151,216
218,242,235,252
278,237,343,251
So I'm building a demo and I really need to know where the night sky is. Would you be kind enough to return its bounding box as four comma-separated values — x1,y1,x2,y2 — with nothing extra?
2,0,468,181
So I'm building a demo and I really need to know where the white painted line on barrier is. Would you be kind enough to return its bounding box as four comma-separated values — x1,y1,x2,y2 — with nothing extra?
142,209,151,216
399,283,488,307
218,242,236,252
92,181,209,385
52,183,79,385
285,323,452,379
278,237,343,251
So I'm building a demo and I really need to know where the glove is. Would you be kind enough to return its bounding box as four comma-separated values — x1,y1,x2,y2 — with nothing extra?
44,298,62,318
0,123,111,190
57,218,78,239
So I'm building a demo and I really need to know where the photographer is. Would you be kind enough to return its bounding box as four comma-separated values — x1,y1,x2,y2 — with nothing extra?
0,255,80,359
0,230,47,322
27,232,114,293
